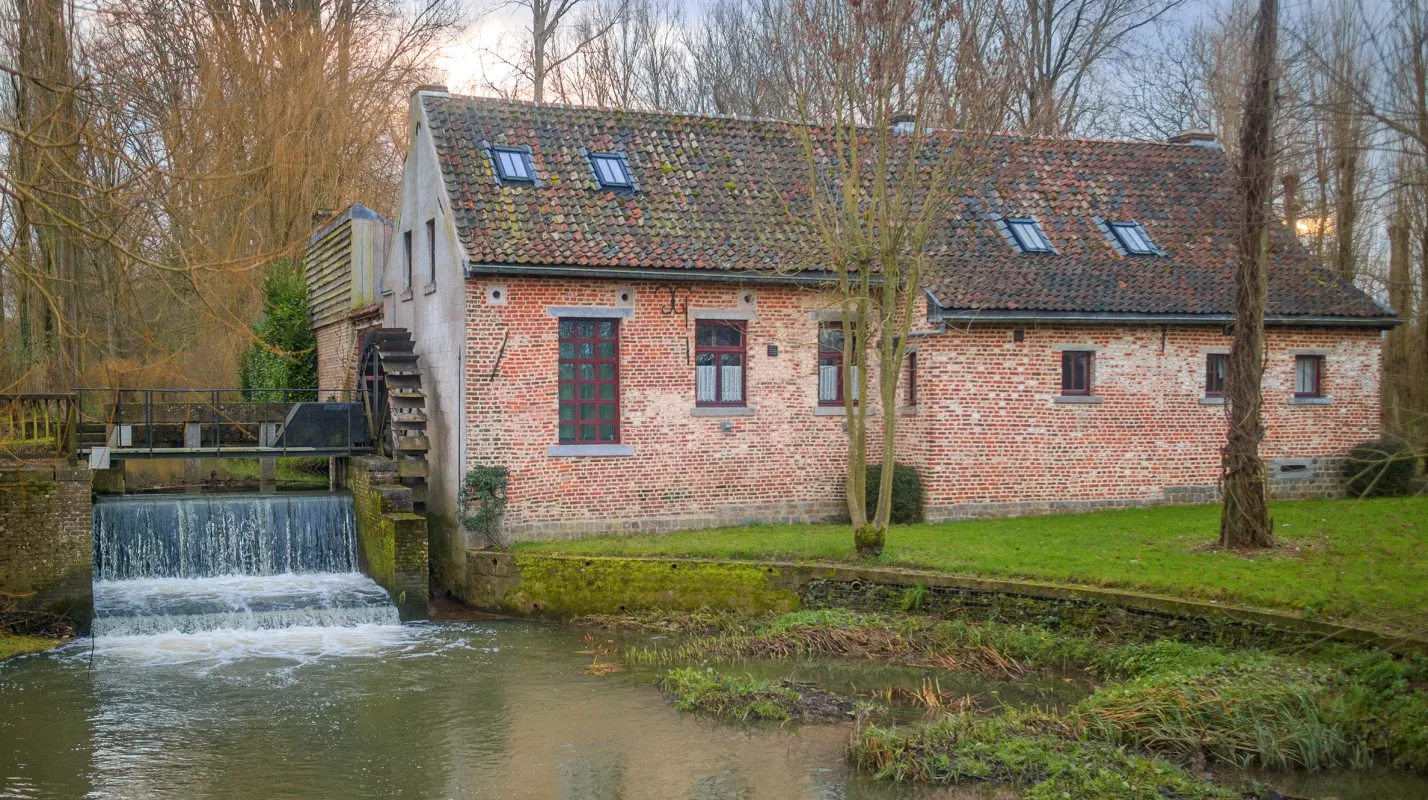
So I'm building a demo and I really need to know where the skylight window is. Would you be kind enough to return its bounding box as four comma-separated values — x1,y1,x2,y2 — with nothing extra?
1006,218,1054,254
1108,221,1158,256
491,146,535,183
589,153,633,189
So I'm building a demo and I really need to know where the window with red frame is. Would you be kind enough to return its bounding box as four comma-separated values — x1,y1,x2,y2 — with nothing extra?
818,323,858,405
1061,350,1093,396
1294,355,1324,398
558,318,619,443
695,320,746,405
1205,353,1227,397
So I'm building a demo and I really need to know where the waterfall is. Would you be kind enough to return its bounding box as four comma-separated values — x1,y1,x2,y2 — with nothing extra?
92,492,398,638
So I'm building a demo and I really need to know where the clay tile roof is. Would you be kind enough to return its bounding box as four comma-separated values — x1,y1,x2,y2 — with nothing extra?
423,93,1390,320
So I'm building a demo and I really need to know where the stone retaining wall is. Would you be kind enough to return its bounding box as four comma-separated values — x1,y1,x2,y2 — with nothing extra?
0,463,94,629
347,456,429,620
465,552,1424,655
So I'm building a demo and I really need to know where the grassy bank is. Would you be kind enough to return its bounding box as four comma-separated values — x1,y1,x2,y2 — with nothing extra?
628,610,1428,778
0,634,65,662
522,496,1428,633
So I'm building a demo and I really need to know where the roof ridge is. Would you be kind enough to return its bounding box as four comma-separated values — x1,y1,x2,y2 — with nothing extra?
431,92,1211,153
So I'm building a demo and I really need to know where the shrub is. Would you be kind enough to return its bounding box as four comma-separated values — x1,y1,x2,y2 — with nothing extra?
238,258,317,402
1343,438,1418,497
864,462,925,524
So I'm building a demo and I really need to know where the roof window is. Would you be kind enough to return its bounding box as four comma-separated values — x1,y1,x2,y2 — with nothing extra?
491,146,535,184
1006,218,1054,254
1107,221,1158,255
589,153,634,189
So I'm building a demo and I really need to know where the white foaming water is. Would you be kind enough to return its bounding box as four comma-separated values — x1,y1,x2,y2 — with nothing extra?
80,623,418,668
92,572,400,637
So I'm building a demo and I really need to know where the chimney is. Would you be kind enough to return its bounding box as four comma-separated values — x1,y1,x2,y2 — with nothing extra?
891,112,916,135
411,83,451,99
1167,130,1219,148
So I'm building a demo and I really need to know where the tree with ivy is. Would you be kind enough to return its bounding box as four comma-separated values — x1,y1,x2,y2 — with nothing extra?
238,258,317,401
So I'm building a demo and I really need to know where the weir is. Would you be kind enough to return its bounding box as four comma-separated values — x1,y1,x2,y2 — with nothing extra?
91,492,399,637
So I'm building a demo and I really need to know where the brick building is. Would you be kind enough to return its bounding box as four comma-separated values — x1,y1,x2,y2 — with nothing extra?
362,86,1396,560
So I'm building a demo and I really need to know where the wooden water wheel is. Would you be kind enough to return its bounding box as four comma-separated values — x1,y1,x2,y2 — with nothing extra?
356,328,429,512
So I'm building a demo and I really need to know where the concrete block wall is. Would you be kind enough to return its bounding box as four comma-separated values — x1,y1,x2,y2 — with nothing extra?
0,463,94,628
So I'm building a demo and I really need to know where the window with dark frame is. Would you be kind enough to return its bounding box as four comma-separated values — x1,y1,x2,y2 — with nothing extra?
402,229,412,289
1107,221,1159,255
558,319,620,443
1294,355,1324,398
695,320,746,406
818,323,857,405
1205,353,1227,397
425,219,436,284
589,153,634,189
1061,350,1093,396
905,352,918,405
492,146,535,183
1006,218,1054,253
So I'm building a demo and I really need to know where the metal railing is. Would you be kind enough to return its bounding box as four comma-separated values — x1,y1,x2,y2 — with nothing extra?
0,393,76,456
71,388,373,459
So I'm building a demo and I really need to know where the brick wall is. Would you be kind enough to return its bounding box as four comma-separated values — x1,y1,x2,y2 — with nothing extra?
346,456,429,619
465,279,874,540
896,323,1381,519
0,464,94,626
463,277,1383,539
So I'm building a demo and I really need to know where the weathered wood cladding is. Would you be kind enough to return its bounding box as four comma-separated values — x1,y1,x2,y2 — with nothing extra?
305,205,391,329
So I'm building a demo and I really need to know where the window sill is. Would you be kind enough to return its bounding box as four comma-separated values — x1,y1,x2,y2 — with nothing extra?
1288,396,1332,405
1199,397,1225,405
691,406,754,417
899,405,919,416
546,444,634,457
422,283,437,295
399,289,413,302
1053,396,1103,405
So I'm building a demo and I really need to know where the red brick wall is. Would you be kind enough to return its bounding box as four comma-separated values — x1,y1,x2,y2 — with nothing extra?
463,277,1382,539
465,278,880,539
895,323,1382,519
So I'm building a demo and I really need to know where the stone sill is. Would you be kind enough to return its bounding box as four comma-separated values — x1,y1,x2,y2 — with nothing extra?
1053,396,1103,405
546,444,634,457
1199,397,1225,405
691,406,754,417
399,288,413,302
899,405,919,416
422,282,437,295
1288,397,1333,405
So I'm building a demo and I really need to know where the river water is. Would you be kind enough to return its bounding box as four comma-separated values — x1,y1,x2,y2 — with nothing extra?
1,492,1424,799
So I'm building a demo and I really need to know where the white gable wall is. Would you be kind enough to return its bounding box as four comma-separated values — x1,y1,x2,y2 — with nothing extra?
383,89,467,530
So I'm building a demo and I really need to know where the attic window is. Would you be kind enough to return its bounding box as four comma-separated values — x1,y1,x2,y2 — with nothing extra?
1108,221,1158,255
589,153,633,189
1006,218,1054,253
492,146,535,183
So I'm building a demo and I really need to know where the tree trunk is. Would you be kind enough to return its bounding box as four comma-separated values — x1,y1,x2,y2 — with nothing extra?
1385,217,1412,437
1219,0,1278,550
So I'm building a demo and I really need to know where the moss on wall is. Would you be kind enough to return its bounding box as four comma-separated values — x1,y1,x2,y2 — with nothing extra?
490,554,801,618
346,457,428,620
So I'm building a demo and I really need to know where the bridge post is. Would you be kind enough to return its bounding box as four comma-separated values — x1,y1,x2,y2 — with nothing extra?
183,422,202,492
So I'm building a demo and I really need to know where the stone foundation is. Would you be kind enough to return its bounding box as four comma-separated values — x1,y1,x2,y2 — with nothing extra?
0,462,94,630
504,499,848,541
346,456,429,620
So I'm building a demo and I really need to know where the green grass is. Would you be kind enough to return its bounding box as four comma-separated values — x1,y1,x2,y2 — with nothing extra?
519,496,1428,631
0,634,64,662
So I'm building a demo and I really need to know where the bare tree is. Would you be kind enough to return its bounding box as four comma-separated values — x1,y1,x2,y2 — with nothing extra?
1220,0,1279,550
487,0,615,102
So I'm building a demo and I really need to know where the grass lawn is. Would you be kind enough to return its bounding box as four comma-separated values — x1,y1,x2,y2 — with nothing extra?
519,496,1428,634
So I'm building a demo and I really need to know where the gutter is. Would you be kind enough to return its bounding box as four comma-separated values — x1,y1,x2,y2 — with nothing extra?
933,307,1401,330
465,261,857,287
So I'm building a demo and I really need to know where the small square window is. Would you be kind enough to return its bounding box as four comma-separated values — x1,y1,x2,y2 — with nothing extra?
1061,351,1093,396
1294,355,1323,398
1108,221,1158,255
1205,353,1227,397
695,320,746,406
492,146,535,183
1006,218,1054,253
589,153,633,189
